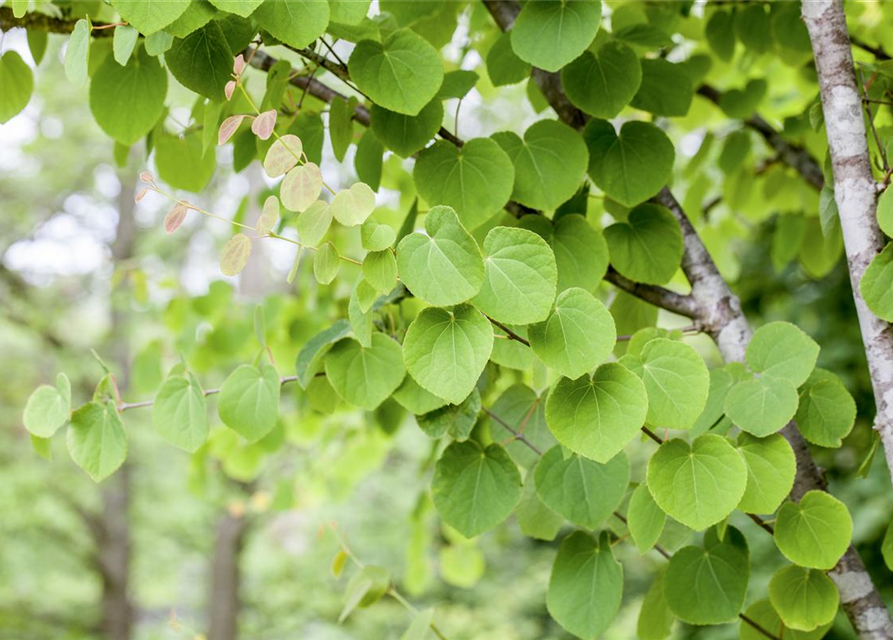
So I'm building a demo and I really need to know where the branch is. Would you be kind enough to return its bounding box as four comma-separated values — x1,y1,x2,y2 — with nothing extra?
604,267,698,319
117,375,298,413
802,4,893,637
696,85,824,190
0,6,111,35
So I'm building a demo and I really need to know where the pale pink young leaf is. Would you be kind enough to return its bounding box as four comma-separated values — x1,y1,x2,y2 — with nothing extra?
257,196,280,235
251,109,277,141
163,203,189,234
218,114,247,145
224,80,236,101
220,233,252,276
280,163,323,213
135,188,149,203
233,54,245,76
262,134,303,178
140,171,155,184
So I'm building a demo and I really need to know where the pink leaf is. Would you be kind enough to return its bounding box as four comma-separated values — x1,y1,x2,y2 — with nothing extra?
163,203,188,234
218,114,247,145
251,109,277,141
233,54,245,76
280,163,323,212
262,134,303,178
135,188,149,203
220,233,252,276
224,80,236,101
139,171,155,184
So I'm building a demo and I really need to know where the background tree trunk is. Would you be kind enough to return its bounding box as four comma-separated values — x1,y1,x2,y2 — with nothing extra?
207,510,250,640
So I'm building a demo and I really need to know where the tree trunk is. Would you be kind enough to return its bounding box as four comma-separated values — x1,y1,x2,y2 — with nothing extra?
207,511,250,640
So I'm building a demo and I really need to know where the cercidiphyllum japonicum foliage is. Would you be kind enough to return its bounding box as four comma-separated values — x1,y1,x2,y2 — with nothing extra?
10,0,891,637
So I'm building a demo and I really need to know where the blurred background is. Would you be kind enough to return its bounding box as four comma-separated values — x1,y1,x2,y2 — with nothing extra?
1,12,892,640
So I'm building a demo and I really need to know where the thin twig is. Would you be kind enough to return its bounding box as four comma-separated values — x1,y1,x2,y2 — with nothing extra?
117,376,298,412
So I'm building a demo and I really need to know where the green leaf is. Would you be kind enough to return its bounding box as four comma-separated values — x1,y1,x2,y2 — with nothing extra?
473,226,558,325
112,0,191,35
878,184,893,236
486,31,530,86
27,29,49,66
547,531,622,640
355,129,383,191
166,22,233,102
521,214,609,293
438,69,478,100
325,334,406,410
431,441,521,538
396,206,485,307
329,96,354,162
414,138,515,230
883,518,893,571
23,373,71,438
705,10,736,61
362,249,397,293
746,321,820,387
155,133,217,192
166,1,218,38
724,374,798,437
296,201,332,247
768,565,839,632
491,384,554,469
294,319,350,388
209,0,264,17
217,363,280,442
545,362,648,463
735,4,771,53
637,569,675,640
349,29,443,116
112,25,139,65
329,0,370,25
627,483,666,555
399,608,435,640
64,19,90,87
529,287,615,379
339,565,390,622
393,376,447,415
604,204,682,284
152,373,209,453
348,281,373,347
562,42,642,118
331,182,376,227
67,401,128,482
493,120,589,211
516,475,564,542
647,434,747,530
664,533,749,624
860,242,893,321
254,0,330,49
637,338,710,429
90,44,167,145
416,388,480,441
740,599,832,640
584,120,676,208
736,432,796,514
403,304,493,405
630,59,693,117
360,219,396,251
510,0,602,73
774,491,853,570
370,99,443,157
534,446,629,529
795,368,856,447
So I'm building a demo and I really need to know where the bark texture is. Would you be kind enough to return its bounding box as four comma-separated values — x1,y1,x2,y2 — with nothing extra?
207,511,250,640
802,2,893,637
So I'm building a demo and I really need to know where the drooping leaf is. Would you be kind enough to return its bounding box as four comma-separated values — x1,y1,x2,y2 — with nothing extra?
637,569,675,640
155,134,217,192
370,99,443,157
63,19,90,87
768,565,839,632
349,29,444,116
516,475,564,542
414,138,515,230
547,531,622,640
325,334,406,410
396,206,485,307
67,401,128,482
604,204,683,285
90,44,167,145
774,491,853,570
217,363,280,442
647,434,747,530
510,0,602,73
736,432,796,514
545,362,648,463
339,565,390,622
534,446,629,529
740,600,832,640
294,319,350,388
486,31,530,86
152,373,208,452
529,287,616,379
562,42,642,118
627,483,666,555
585,120,676,208
416,388,480,441
431,441,521,538
493,121,589,211
165,21,233,101
473,226,558,325
630,59,693,117
403,304,493,405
